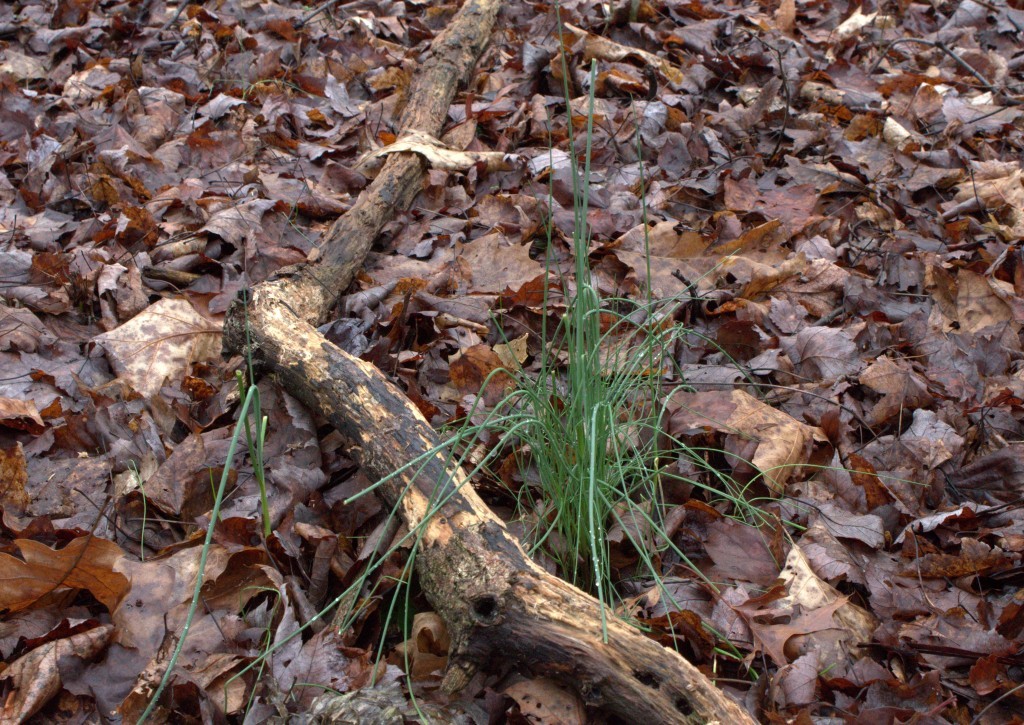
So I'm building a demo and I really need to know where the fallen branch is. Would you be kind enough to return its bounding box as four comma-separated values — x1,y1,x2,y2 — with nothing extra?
222,1,754,721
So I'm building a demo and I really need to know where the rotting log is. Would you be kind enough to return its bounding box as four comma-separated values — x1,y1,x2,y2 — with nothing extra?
222,0,755,721
226,300,755,724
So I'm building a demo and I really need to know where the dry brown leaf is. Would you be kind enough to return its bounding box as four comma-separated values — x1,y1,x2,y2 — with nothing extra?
504,677,586,725
666,389,825,492
0,624,114,722
94,297,222,399
356,129,517,175
562,23,685,86
0,537,129,614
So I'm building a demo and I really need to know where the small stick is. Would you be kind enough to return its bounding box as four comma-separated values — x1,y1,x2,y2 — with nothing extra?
160,2,189,31
869,37,998,94
298,0,348,28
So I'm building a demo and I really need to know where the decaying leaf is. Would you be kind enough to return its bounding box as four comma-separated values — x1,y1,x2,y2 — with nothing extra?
666,389,826,492
504,677,586,725
0,624,114,722
355,129,518,175
94,297,222,399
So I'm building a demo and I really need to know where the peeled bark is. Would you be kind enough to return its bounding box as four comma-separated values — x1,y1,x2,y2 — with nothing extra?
223,0,754,722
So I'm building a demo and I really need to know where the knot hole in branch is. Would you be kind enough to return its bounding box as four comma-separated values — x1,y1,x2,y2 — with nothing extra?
471,594,499,624
633,670,661,689
675,697,694,716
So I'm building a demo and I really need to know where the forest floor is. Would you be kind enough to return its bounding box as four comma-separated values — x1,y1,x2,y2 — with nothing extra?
2,0,1024,722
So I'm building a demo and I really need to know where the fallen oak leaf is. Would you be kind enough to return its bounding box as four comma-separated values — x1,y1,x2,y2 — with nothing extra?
0,537,129,614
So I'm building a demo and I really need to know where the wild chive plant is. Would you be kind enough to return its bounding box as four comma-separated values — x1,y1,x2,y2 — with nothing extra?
441,59,768,625
140,292,272,722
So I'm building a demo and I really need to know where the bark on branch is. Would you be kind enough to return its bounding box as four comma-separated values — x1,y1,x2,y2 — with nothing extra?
223,1,754,722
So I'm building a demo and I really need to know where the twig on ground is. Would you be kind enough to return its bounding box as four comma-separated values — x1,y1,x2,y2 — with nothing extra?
868,37,998,94
160,2,189,32
298,0,348,28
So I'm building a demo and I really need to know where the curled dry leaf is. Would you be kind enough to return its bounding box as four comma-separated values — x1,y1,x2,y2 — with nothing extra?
355,129,518,175
393,611,450,680
0,624,114,722
665,389,826,492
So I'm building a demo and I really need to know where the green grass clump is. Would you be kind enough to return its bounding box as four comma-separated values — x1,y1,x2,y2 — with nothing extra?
447,60,765,623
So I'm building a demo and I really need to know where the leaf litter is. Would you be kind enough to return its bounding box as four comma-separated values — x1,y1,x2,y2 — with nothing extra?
0,0,1023,721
